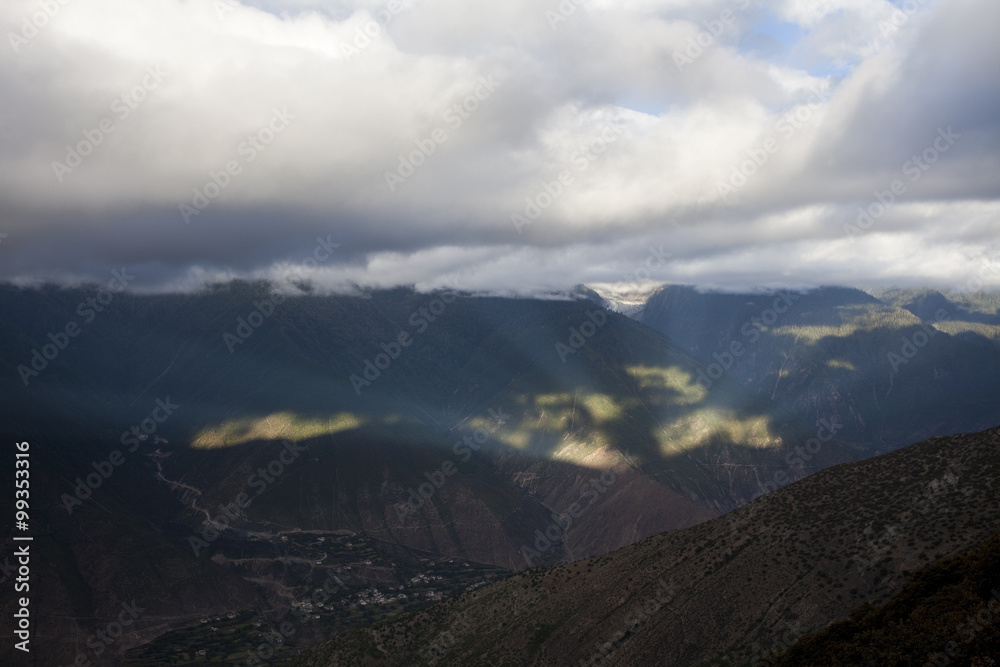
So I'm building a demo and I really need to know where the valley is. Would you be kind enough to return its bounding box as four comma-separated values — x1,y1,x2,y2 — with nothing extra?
1,283,998,664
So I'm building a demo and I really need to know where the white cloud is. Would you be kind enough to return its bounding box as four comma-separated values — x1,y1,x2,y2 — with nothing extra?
0,0,997,293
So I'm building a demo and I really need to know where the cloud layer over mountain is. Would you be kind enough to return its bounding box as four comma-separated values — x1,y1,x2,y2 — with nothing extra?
1,0,998,293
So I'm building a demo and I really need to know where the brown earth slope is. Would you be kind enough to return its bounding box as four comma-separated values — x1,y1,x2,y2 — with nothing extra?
289,424,1000,666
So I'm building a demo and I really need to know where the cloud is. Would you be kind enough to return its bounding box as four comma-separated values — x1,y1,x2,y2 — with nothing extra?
0,0,997,293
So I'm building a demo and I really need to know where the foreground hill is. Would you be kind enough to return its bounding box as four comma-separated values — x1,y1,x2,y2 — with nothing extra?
290,424,1000,666
771,531,1000,666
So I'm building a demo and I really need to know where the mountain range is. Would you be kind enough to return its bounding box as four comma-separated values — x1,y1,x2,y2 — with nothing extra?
1,282,998,664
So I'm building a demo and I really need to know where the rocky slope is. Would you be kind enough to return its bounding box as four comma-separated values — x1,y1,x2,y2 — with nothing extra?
289,424,1000,666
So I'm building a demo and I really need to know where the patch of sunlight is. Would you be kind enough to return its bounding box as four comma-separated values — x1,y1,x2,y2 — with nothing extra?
658,409,778,454
946,291,1000,316
625,365,707,404
514,392,572,432
526,392,626,430
468,391,621,451
535,393,573,407
488,428,531,450
768,305,920,342
192,411,365,449
553,441,625,470
825,359,857,371
933,320,1000,342
579,393,622,422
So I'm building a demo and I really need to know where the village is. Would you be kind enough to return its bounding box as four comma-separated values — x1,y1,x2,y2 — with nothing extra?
124,529,505,664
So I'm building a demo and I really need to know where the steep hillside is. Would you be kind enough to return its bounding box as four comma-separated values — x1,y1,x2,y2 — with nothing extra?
289,425,1000,666
770,531,1000,667
633,285,1000,453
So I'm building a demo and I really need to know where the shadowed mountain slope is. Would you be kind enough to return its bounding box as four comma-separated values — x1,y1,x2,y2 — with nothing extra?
1,283,850,664
630,285,1000,453
769,531,1000,667
289,424,1000,666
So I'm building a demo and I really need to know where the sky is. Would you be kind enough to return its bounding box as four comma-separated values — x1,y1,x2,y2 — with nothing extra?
1,0,999,295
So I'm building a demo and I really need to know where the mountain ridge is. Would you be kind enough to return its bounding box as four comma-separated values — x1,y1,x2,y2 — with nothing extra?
290,423,1000,666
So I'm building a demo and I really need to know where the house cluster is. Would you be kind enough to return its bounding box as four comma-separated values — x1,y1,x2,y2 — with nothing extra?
348,587,409,606
290,598,325,618
198,610,238,625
